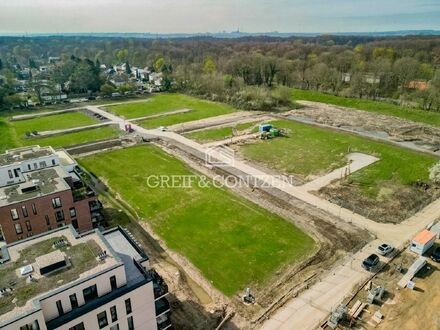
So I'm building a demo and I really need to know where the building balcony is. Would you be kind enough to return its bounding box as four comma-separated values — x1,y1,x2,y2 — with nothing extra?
89,200,103,212
150,269,168,300
155,297,170,317
72,186,95,202
157,314,172,330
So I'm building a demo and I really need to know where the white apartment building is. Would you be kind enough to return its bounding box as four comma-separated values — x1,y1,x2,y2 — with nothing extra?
0,225,171,330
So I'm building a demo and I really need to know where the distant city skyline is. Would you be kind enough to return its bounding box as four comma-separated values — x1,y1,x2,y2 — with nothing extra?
0,0,439,34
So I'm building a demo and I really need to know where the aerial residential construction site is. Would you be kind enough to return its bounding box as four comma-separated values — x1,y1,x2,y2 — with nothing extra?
1,91,440,330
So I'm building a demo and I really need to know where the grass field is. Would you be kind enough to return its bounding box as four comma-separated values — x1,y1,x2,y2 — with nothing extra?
184,121,259,143
293,89,440,128
239,120,437,197
0,118,16,153
1,113,118,151
108,94,235,122
12,111,98,138
130,94,236,128
20,126,120,148
80,145,314,296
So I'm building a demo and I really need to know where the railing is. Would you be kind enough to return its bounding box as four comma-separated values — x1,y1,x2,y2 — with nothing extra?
46,274,151,330
155,297,170,316
157,317,172,330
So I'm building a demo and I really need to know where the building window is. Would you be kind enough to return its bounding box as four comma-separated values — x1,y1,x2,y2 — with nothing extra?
52,197,62,208
27,164,31,171
47,226,52,231
71,219,79,229
10,209,19,220
127,316,134,330
83,284,98,303
55,210,65,222
45,215,50,225
69,293,78,309
25,220,32,232
32,203,37,215
15,223,23,235
69,322,85,330
19,320,40,330
125,298,132,314
8,170,13,179
52,159,56,166
97,311,108,329
110,305,118,322
22,205,28,218
110,275,117,290
33,163,37,169
56,300,64,316
110,325,119,330
69,207,77,218
39,161,47,168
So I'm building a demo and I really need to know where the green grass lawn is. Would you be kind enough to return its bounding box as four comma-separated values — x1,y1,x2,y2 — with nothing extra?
12,111,98,138
293,89,440,128
239,119,438,222
20,126,120,149
184,121,259,143
0,118,17,153
130,94,236,128
239,120,437,197
108,94,236,121
80,145,314,296
1,116,118,151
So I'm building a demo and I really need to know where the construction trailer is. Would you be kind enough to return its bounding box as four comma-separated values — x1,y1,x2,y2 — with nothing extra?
410,230,436,255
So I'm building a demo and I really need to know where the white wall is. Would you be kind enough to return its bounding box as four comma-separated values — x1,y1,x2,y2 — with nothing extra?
40,266,126,322
57,281,157,330
0,311,47,330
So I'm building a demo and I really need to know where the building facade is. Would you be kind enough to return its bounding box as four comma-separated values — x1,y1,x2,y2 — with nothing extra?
0,225,171,330
0,146,103,244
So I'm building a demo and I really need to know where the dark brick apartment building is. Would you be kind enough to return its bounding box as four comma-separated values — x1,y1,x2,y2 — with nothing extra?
0,146,103,243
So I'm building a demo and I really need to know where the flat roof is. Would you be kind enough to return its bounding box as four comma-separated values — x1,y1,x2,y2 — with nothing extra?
103,229,144,282
0,146,55,167
0,166,71,207
0,226,119,324
413,229,436,245
55,149,77,168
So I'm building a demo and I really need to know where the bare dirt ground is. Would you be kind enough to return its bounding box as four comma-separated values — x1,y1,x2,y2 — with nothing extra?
318,180,440,224
344,248,440,330
291,101,440,155
157,141,372,328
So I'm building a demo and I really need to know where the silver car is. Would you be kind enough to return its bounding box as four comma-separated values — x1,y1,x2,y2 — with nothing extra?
377,243,394,256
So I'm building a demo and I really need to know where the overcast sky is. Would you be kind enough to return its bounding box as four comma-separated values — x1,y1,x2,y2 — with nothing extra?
0,0,439,34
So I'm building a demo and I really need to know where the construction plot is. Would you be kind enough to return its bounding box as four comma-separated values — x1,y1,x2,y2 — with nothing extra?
234,119,438,223
106,93,236,122
79,145,315,296
343,247,440,330
290,100,440,155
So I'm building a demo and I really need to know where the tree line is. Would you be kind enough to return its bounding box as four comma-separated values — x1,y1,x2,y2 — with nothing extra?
0,35,439,110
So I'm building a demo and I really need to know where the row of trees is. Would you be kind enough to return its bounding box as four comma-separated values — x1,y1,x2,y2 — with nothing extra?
0,35,440,110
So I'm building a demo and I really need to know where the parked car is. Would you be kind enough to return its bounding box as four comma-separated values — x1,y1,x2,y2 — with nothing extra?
362,254,380,271
431,247,440,262
377,243,394,256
